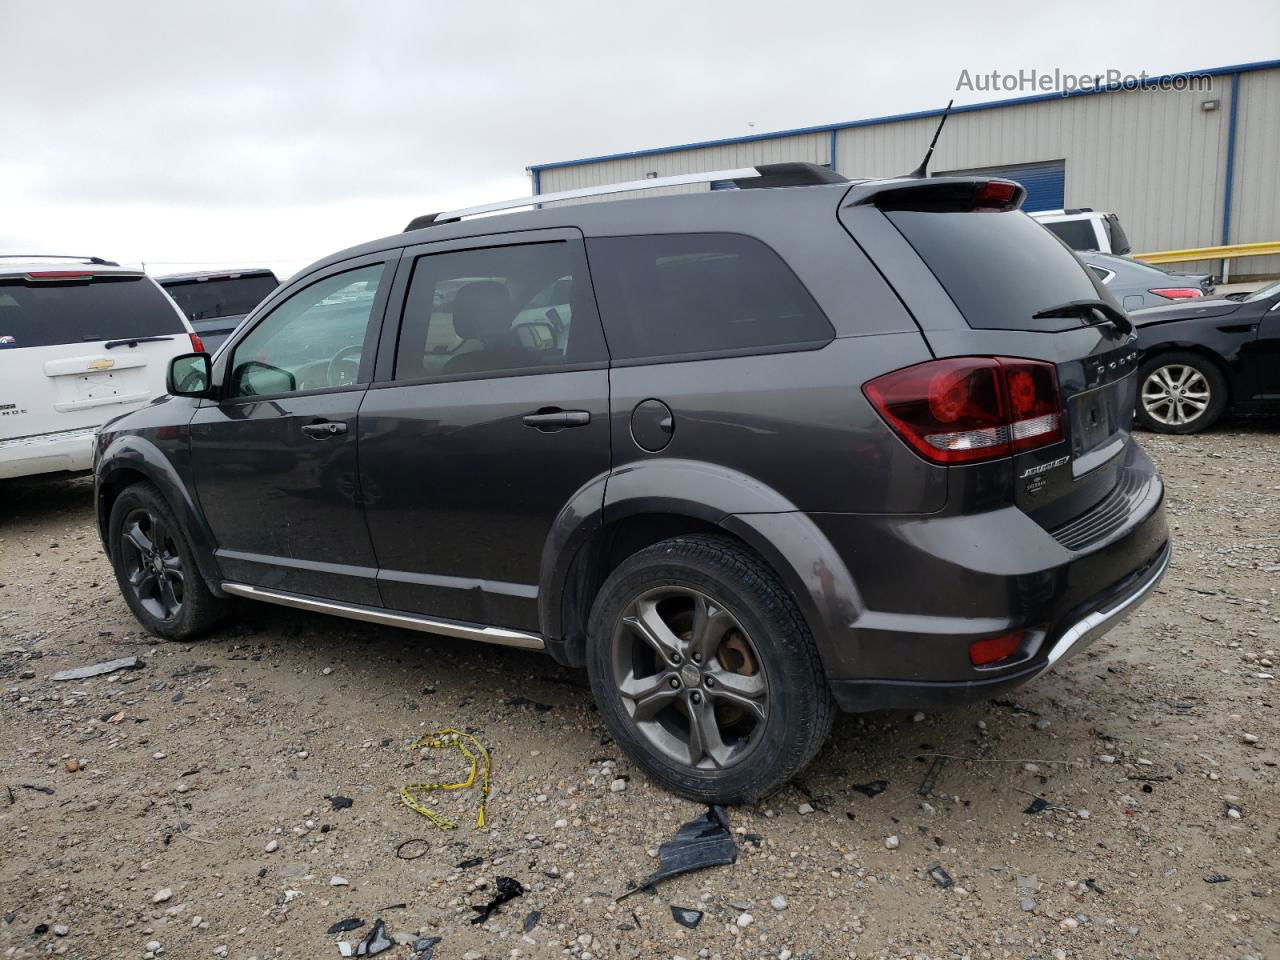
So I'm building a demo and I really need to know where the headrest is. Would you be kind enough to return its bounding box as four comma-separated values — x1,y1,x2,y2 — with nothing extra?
452,281,512,341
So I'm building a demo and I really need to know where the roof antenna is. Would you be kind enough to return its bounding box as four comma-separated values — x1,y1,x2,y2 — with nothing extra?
906,99,954,179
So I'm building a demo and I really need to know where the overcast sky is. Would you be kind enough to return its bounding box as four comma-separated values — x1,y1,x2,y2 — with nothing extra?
2,0,1277,280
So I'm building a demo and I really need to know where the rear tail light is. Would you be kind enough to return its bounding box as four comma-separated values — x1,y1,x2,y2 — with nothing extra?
189,333,207,353
863,357,1064,464
969,631,1024,666
1148,287,1202,301
25,270,95,282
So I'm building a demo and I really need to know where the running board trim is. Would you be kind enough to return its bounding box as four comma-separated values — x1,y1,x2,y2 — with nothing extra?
220,582,545,651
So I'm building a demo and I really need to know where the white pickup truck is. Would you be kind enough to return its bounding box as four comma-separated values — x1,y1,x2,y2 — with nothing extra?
1030,208,1133,255
0,256,202,480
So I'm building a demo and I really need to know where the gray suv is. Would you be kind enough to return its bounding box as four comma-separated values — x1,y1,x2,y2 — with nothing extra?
93,164,1170,802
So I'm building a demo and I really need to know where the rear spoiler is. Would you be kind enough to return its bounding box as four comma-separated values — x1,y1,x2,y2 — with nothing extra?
842,176,1026,213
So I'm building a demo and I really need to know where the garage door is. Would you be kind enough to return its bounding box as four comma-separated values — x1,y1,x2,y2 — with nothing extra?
937,160,1066,213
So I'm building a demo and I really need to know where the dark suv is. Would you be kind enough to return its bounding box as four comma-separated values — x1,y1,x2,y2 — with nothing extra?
94,164,1170,802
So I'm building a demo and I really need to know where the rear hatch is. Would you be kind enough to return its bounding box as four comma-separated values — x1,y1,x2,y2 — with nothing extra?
159,271,277,354
0,269,192,442
841,179,1143,534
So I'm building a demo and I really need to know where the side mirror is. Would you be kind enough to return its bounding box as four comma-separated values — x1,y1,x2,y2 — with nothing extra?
168,353,213,397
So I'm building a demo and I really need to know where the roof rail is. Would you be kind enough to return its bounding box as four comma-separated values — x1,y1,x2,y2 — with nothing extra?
0,254,119,265
404,162,847,231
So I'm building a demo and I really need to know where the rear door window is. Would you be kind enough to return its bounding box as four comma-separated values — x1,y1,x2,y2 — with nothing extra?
1040,218,1099,251
587,233,833,362
887,210,1106,332
162,274,278,321
0,275,184,348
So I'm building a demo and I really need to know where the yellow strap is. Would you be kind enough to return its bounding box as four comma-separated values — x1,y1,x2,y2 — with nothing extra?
399,728,491,830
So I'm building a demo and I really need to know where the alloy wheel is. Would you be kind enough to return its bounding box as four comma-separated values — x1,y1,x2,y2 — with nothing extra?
611,586,769,770
1141,363,1211,427
119,508,185,621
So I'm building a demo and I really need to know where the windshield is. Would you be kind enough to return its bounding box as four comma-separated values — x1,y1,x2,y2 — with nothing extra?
0,275,183,348
1244,279,1280,303
162,274,278,321
888,209,1109,332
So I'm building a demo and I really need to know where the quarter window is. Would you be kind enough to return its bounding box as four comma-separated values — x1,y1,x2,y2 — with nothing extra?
394,241,605,381
227,264,385,399
586,233,833,362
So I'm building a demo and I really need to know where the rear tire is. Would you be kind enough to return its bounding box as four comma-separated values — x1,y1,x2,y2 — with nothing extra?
586,534,833,804
108,483,225,640
1135,351,1227,434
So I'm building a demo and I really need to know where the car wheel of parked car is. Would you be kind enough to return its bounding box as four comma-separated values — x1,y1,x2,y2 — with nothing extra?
108,483,224,640
586,534,833,804
1135,351,1228,434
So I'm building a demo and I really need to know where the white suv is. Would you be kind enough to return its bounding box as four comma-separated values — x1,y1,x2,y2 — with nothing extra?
1031,209,1132,255
0,256,202,480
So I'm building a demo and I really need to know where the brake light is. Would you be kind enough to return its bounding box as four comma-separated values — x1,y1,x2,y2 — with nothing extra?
863,357,1064,464
969,631,1024,666
25,270,94,281
189,333,206,353
1148,287,1202,301
973,180,1018,211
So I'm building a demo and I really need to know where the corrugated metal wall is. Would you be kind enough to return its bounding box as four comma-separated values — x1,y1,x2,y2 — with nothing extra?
535,66,1279,278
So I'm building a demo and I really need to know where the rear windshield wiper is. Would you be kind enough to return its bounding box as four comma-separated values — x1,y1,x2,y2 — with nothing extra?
1032,299,1132,334
104,335,176,350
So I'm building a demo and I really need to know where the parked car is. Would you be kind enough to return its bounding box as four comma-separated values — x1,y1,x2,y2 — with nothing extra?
1131,278,1280,433
0,256,203,481
1078,251,1213,310
1031,208,1132,254
94,165,1170,802
158,268,279,354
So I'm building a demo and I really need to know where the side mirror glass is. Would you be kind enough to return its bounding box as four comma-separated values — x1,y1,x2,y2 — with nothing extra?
168,353,213,397
232,360,297,397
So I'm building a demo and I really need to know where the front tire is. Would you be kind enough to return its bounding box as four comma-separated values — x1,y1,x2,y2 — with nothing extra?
108,483,224,640
586,535,833,804
1136,351,1227,434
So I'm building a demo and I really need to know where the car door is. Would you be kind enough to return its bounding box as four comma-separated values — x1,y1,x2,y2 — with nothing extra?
358,229,611,630
1256,293,1280,399
189,254,397,605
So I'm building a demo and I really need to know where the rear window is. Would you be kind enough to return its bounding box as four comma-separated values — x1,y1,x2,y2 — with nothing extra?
1041,218,1099,251
1104,215,1131,255
162,274,278,322
587,233,833,362
0,275,184,348
887,210,1105,332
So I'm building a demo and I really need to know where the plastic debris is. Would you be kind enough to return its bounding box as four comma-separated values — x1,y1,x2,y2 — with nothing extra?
1204,873,1231,884
1024,796,1050,815
470,876,523,924
327,918,364,935
395,838,428,860
356,918,392,956
338,942,354,957
456,856,483,869
50,656,144,681
670,905,704,928
400,729,491,829
522,910,541,933
918,756,947,796
852,779,889,798
412,936,442,959
927,864,954,888
617,806,738,901
326,795,354,811
1084,878,1105,895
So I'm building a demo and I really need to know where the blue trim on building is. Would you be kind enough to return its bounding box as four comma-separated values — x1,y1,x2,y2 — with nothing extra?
528,58,1280,174
532,167,541,197
1221,72,1241,246
829,128,838,175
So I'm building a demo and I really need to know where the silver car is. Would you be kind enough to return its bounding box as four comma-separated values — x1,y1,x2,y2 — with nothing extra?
1078,251,1213,310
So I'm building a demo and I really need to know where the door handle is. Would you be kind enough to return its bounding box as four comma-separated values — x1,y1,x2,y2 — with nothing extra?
301,421,348,438
522,409,591,430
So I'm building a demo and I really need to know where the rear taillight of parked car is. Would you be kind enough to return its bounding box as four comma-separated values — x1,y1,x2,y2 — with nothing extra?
1148,287,1202,301
863,357,1063,464
189,333,207,353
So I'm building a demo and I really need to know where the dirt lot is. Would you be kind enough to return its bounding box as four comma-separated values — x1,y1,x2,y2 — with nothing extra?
2,425,1277,960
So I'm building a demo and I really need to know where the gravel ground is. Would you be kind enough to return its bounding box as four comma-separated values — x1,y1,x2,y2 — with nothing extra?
1,424,1277,960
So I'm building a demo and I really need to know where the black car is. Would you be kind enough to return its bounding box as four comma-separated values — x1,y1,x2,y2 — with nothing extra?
158,269,279,354
1132,278,1280,433
94,164,1169,802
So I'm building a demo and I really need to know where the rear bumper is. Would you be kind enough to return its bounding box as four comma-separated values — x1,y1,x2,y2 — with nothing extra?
0,427,97,479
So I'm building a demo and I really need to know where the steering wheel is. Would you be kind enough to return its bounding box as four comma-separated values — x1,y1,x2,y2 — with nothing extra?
327,344,363,387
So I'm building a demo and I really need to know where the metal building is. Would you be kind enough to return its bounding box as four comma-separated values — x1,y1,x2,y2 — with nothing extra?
529,59,1280,278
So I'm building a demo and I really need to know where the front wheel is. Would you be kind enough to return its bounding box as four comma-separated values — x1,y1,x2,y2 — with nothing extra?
586,535,833,804
1135,351,1228,434
108,483,225,640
